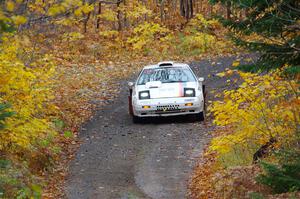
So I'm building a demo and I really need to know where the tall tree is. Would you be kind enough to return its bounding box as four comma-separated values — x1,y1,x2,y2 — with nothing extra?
96,1,102,29
211,0,300,73
180,0,194,20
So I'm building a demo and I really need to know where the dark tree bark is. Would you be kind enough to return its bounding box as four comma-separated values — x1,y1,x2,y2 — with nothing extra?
83,11,91,33
186,0,190,19
210,3,213,17
82,0,91,33
96,1,102,29
226,1,231,19
190,0,193,18
180,0,193,20
160,0,165,22
180,0,185,17
253,137,277,164
116,0,122,31
123,0,128,29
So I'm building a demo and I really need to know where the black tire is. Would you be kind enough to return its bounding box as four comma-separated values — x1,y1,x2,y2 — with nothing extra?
199,111,205,121
132,115,141,123
128,96,133,116
193,111,205,122
128,88,134,116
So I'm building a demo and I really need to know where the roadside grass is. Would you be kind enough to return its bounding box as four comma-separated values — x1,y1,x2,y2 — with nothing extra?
219,143,257,167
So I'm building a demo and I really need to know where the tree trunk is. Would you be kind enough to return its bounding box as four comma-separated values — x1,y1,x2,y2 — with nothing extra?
180,0,193,20
226,1,231,19
190,0,193,18
186,0,190,19
253,137,276,163
180,0,185,17
96,1,102,29
160,0,165,22
117,1,122,31
83,12,91,33
123,0,128,29
210,4,213,17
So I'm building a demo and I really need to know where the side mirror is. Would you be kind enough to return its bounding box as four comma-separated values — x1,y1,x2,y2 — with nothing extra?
128,82,134,87
198,77,205,82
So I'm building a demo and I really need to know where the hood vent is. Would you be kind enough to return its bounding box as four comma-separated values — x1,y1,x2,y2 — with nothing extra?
158,61,174,67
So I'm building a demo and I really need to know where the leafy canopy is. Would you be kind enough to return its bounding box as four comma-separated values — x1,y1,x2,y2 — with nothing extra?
210,0,300,73
0,35,56,151
209,70,299,164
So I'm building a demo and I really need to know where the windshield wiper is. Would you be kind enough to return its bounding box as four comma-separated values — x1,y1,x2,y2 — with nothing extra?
164,80,186,83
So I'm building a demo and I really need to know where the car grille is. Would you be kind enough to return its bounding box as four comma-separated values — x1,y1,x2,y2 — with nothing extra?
156,105,181,113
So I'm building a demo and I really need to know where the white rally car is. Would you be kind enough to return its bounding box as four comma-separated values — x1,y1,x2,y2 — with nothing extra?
128,61,205,123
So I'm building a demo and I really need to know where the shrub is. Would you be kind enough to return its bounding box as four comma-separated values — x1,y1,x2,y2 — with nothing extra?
178,32,217,55
257,150,300,194
0,35,56,152
209,71,299,166
0,103,14,130
0,158,42,198
127,22,171,51
177,14,234,56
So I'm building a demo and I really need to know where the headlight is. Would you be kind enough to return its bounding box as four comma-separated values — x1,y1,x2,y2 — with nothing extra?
184,88,195,97
139,90,150,100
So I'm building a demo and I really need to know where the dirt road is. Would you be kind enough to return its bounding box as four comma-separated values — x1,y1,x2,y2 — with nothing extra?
65,55,255,199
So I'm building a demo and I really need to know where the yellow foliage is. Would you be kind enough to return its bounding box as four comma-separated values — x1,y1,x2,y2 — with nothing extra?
48,4,66,16
0,9,9,22
125,3,152,23
11,15,27,26
189,14,221,31
55,18,77,26
6,1,15,12
99,30,119,39
99,10,117,22
232,60,240,67
0,35,56,151
177,13,234,56
74,3,94,17
182,32,217,53
209,71,299,164
62,31,85,41
127,22,171,51
61,0,82,8
216,72,226,77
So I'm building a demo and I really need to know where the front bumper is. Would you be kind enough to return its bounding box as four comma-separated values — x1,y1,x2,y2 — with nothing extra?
132,96,204,117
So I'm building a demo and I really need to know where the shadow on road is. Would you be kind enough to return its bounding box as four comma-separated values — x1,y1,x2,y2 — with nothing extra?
135,115,203,124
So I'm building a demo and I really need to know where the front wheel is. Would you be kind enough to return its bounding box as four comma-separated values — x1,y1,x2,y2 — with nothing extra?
132,115,141,123
193,111,205,122
198,111,205,121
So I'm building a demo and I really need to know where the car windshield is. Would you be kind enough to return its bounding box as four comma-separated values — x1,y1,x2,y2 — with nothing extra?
137,67,196,85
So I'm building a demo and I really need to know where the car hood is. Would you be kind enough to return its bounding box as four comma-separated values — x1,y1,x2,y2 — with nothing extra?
136,82,198,99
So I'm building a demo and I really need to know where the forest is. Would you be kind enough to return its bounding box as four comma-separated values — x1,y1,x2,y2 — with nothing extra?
0,0,299,198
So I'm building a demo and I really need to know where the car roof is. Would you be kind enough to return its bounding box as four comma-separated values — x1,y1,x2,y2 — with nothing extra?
143,61,190,69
